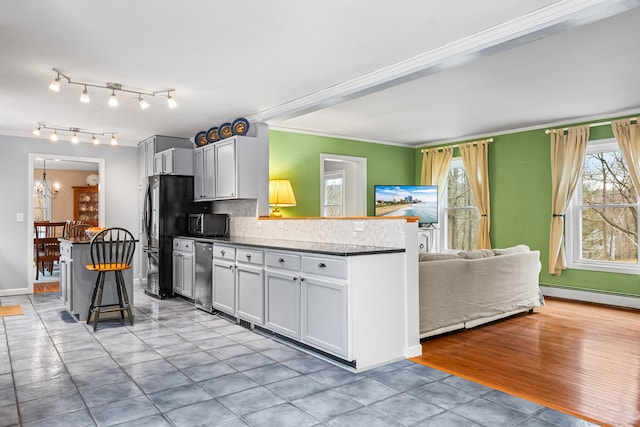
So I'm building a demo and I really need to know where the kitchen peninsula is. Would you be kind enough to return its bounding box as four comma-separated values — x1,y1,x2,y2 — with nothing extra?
175,216,421,372
59,237,134,322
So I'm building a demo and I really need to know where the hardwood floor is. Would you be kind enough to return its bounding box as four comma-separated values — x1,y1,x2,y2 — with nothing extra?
411,297,640,427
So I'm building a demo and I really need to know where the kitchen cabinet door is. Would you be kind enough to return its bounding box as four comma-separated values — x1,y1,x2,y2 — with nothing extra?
213,259,236,315
301,276,348,358
236,264,264,325
265,269,301,340
214,139,236,198
203,145,216,199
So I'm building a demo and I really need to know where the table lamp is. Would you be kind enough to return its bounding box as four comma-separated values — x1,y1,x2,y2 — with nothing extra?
269,179,296,217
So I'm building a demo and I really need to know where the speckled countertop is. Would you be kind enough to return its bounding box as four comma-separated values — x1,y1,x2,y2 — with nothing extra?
178,236,405,256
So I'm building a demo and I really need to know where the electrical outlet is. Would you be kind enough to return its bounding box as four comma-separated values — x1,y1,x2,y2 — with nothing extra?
354,221,364,231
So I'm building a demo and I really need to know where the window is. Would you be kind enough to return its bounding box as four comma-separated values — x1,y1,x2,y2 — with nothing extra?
323,170,344,217
567,139,640,273
33,179,51,222
441,158,479,251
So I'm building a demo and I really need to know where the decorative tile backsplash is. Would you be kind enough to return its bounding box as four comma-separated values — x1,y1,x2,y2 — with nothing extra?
230,217,407,248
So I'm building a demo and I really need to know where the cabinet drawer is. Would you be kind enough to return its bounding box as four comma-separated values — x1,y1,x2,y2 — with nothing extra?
236,248,264,265
302,256,347,280
265,252,301,272
213,244,236,260
60,244,72,259
173,238,194,252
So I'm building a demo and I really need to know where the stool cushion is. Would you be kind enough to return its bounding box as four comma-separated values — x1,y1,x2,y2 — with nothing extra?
86,263,132,272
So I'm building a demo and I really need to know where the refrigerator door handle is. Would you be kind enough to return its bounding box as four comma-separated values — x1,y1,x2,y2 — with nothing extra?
143,181,151,244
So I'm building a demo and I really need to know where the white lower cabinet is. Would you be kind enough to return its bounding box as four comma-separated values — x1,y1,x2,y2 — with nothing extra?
265,269,301,340
212,244,236,315
173,239,195,298
301,276,348,358
264,250,349,360
236,247,265,325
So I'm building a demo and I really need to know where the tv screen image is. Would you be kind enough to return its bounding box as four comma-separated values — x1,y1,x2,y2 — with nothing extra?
374,185,438,225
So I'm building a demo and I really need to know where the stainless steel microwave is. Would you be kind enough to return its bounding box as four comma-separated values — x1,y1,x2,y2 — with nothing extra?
187,213,229,237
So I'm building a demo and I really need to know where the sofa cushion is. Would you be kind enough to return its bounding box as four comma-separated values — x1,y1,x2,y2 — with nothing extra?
419,252,460,262
457,249,495,259
492,245,530,256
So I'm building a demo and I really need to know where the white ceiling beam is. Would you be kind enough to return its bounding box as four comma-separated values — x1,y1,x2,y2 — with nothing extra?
248,0,640,125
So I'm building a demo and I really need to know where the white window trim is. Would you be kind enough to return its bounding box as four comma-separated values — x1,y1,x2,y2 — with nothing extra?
323,169,345,217
566,138,640,274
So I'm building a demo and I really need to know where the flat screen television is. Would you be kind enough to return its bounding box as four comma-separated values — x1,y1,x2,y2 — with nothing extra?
374,185,438,226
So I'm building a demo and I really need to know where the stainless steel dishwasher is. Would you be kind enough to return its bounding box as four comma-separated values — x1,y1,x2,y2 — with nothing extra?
194,242,214,313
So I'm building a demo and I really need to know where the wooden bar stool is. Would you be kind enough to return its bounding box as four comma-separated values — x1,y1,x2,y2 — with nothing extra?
86,227,135,331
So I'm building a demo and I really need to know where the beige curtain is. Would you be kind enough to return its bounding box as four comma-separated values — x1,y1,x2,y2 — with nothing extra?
549,125,589,275
611,118,640,194
420,146,453,201
460,140,491,249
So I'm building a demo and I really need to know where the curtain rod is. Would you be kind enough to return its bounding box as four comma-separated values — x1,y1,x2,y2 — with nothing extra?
545,118,638,134
421,137,493,153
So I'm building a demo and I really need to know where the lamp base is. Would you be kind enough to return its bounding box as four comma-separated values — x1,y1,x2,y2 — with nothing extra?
270,207,283,218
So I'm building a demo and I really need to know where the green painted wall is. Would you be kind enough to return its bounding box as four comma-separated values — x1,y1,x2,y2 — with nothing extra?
269,130,416,217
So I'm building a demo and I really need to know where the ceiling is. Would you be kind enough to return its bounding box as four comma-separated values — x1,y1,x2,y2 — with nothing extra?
2,0,640,148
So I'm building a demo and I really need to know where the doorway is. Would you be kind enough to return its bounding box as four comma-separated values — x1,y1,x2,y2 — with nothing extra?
320,154,367,216
27,153,105,293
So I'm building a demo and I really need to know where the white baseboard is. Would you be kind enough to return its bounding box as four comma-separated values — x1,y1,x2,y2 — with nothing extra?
405,344,423,358
540,285,640,310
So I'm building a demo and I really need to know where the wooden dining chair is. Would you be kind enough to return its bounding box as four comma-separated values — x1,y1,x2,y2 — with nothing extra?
33,221,66,279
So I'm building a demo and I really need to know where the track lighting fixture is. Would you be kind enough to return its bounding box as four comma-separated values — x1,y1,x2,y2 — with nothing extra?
49,73,61,92
48,68,177,110
138,94,149,110
34,121,116,145
108,89,118,107
80,85,90,103
167,92,177,109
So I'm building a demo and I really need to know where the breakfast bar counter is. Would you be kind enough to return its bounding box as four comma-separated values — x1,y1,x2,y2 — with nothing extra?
185,236,406,256
59,238,134,321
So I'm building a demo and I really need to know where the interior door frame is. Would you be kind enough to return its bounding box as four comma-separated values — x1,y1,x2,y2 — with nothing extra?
27,153,105,293
320,154,367,217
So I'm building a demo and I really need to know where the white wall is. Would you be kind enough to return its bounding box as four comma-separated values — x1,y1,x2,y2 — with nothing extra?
0,134,138,295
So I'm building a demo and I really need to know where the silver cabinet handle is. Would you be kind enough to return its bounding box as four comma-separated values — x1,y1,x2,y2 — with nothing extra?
317,263,326,268
221,249,225,256
246,253,252,260
229,264,234,270
278,258,285,263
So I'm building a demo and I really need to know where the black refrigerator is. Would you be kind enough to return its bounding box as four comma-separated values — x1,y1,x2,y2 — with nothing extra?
142,175,209,299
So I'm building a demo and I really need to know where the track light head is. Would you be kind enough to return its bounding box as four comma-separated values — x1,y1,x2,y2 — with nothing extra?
80,86,90,103
71,132,79,144
49,75,61,92
138,95,150,110
50,130,58,141
109,89,118,107
32,127,41,136
110,134,118,145
92,134,100,145
167,92,177,109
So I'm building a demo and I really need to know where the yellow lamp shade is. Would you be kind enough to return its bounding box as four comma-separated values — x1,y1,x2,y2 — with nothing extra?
269,179,296,217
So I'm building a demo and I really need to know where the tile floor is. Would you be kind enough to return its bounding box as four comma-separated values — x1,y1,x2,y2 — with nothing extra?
0,288,597,427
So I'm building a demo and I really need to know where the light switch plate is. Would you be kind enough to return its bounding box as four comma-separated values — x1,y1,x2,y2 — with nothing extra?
16,213,24,223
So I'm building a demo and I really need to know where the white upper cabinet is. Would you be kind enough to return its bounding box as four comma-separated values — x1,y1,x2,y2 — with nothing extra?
193,135,263,201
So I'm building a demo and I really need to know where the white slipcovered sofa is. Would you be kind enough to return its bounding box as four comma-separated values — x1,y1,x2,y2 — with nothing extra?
419,245,543,338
